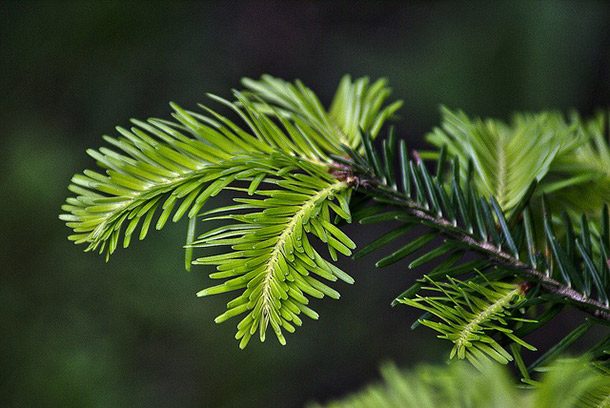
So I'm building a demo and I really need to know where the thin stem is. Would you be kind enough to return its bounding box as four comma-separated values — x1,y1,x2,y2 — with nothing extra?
357,177,610,321
456,287,521,351
259,181,349,327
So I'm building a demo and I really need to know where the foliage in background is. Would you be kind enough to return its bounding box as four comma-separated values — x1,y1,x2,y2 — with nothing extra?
311,358,610,408
425,107,610,216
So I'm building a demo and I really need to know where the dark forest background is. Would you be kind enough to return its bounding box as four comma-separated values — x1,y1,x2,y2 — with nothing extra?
1,1,610,407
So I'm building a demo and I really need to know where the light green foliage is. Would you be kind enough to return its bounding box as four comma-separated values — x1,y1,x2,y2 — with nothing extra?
551,111,610,213
312,358,610,408
242,74,403,149
191,154,355,348
426,107,610,214
400,277,536,368
426,107,564,210
61,75,400,347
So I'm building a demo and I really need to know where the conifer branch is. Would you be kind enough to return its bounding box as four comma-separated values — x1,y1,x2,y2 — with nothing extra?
357,178,610,320
62,74,610,372
61,75,400,347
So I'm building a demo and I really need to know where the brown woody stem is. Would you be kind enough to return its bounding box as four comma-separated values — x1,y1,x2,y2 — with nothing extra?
353,174,610,321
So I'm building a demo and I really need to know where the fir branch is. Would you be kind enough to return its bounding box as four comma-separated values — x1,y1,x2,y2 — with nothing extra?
338,134,610,321
399,277,535,367
366,182,610,320
193,172,354,348
62,73,610,367
61,75,396,347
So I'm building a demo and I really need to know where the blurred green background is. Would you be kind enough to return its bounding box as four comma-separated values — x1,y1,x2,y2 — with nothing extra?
1,1,609,407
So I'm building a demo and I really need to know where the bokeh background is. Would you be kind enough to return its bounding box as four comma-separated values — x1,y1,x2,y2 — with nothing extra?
2,1,610,407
